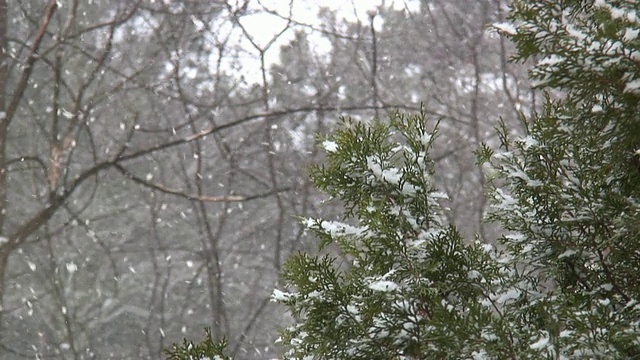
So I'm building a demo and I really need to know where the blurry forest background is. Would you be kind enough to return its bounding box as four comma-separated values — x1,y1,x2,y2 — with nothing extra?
0,0,536,358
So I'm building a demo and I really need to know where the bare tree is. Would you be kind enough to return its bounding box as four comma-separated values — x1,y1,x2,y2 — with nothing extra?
0,0,536,358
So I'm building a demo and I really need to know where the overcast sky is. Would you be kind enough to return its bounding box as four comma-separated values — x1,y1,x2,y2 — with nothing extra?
222,0,421,84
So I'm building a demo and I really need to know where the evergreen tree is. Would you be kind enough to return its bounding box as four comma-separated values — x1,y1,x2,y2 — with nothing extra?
165,328,231,360
482,0,640,357
274,112,512,359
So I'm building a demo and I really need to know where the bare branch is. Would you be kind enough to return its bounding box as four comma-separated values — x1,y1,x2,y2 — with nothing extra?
4,0,57,126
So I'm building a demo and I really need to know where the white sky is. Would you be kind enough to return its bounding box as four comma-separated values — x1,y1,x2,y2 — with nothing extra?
222,0,421,84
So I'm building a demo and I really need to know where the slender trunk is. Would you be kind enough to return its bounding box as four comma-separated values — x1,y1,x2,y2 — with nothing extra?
0,251,7,341
0,0,8,232
0,0,9,341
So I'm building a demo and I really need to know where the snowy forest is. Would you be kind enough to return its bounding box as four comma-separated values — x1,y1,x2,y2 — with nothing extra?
2,0,639,359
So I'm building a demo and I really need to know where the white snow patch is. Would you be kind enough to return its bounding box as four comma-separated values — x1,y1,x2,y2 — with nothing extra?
624,78,640,93
468,270,482,279
623,27,639,42
368,280,399,292
508,170,533,183
593,0,607,7
367,156,403,184
346,304,360,315
401,183,418,195
420,133,432,146
0,236,7,245
431,191,449,199
472,350,489,360
494,287,521,305
517,135,539,150
530,333,550,350
492,151,513,161
481,329,499,341
527,179,544,187
558,249,578,259
566,24,588,41
600,283,613,291
493,22,517,35
560,329,574,338
610,7,626,19
318,220,368,237
322,140,338,153
272,289,295,302
537,55,565,67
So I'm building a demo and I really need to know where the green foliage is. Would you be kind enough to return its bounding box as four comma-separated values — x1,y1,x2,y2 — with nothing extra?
273,111,514,359
487,0,640,357
165,328,231,360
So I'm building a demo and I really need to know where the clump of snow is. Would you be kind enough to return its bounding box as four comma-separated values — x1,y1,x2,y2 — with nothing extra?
624,78,640,93
431,191,449,199
558,249,578,259
401,183,418,195
529,332,550,350
566,24,588,40
516,135,539,150
537,54,565,67
472,350,489,360
560,330,574,338
492,287,521,305
420,133,432,146
610,7,627,20
493,22,517,35
304,218,369,238
272,289,295,302
320,220,368,237
0,236,7,245
322,140,338,153
623,27,639,42
346,304,360,315
593,0,607,8
481,329,499,341
508,170,531,182
367,156,402,185
468,270,482,279
368,280,399,292
599,283,613,291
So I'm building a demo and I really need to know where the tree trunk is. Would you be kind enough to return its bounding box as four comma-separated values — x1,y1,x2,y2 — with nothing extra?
0,250,7,339
0,0,9,342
